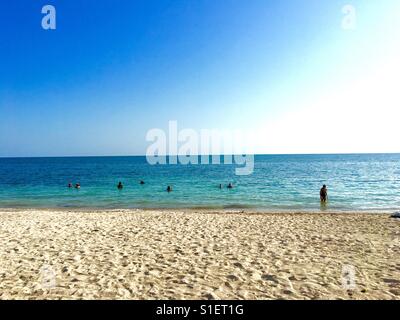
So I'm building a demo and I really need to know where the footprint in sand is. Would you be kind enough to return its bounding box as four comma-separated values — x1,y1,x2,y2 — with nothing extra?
261,274,279,283
227,275,239,281
233,262,244,269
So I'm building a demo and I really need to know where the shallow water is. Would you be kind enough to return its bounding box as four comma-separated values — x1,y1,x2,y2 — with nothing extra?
0,154,399,211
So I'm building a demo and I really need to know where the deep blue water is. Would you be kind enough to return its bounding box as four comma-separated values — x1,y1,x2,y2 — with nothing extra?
0,154,399,211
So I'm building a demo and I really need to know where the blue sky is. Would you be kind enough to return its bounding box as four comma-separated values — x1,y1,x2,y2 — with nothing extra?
1,0,399,156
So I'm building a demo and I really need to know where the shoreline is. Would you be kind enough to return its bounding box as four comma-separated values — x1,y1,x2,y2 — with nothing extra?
0,208,399,300
0,207,396,215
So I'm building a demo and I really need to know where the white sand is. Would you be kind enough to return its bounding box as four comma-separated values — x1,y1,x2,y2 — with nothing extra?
0,209,399,300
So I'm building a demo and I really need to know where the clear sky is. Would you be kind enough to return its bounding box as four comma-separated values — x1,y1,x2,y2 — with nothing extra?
1,0,399,157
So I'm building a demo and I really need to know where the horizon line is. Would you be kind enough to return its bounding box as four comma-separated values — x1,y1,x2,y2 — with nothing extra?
1,152,400,159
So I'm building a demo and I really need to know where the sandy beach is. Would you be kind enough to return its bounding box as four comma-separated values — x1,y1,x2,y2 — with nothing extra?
0,209,399,300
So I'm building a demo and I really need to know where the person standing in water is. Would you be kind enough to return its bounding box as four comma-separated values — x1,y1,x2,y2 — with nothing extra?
320,185,328,202
117,182,123,190
167,186,172,192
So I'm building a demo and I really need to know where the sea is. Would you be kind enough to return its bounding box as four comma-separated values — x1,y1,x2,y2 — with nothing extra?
0,154,399,212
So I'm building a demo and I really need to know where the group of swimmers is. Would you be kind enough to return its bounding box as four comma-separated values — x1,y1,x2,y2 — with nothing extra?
117,180,145,190
117,182,233,192
68,181,235,193
120,181,173,192
68,181,329,202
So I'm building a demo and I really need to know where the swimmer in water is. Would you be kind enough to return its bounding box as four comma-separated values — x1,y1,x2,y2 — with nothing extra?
68,183,72,188
167,186,172,192
75,183,81,189
117,181,123,189
140,180,145,185
227,183,233,189
320,185,328,202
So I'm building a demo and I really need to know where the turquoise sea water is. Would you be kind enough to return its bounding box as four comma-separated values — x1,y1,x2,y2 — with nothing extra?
0,154,399,211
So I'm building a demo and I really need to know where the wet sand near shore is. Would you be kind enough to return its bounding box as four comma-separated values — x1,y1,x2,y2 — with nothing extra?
0,209,399,300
